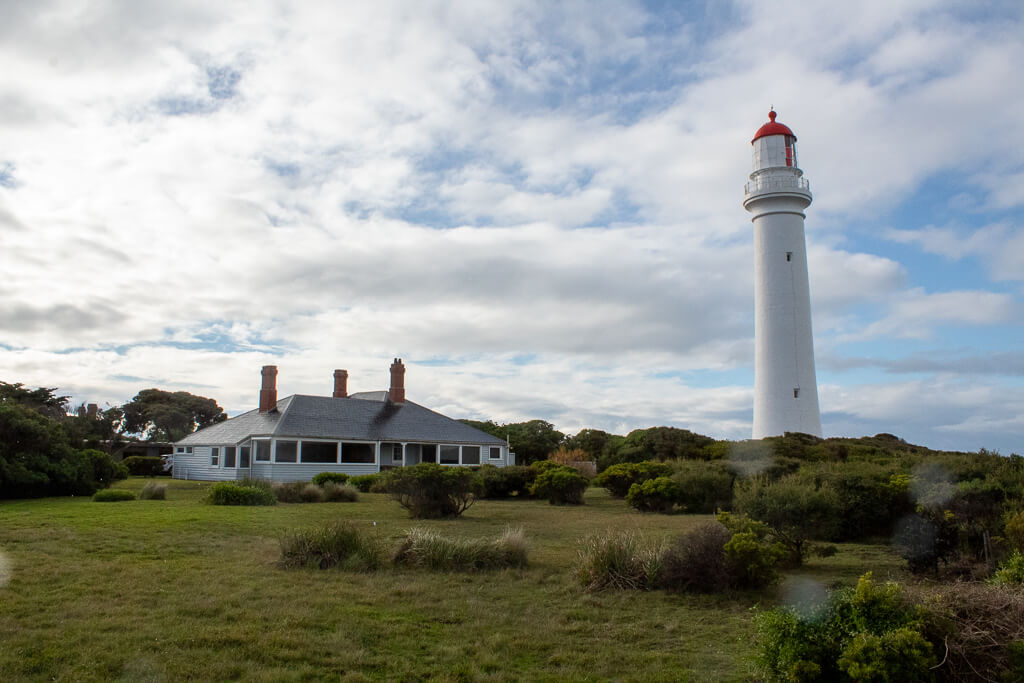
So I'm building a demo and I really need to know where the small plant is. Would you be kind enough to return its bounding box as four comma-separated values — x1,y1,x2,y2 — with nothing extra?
348,474,380,493
380,463,480,518
656,522,731,592
992,550,1024,585
574,530,662,591
279,521,385,570
530,465,588,505
272,481,307,503
392,527,528,571
312,472,349,486
723,531,783,589
138,482,167,500
121,456,165,477
209,482,276,506
321,482,359,502
92,489,136,502
626,476,682,513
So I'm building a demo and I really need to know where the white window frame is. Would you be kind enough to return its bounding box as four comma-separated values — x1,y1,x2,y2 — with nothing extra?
299,439,340,464
210,447,219,467
274,439,299,464
488,446,502,460
340,440,377,465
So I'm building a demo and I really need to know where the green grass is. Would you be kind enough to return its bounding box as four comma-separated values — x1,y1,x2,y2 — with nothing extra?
0,478,909,681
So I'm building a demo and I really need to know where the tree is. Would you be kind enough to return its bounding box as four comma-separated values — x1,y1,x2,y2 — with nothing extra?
565,429,619,462
117,389,227,442
502,420,565,464
0,381,69,419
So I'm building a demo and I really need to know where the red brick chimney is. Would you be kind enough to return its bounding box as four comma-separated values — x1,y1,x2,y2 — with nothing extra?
333,369,348,398
259,365,278,413
86,403,98,419
388,358,405,404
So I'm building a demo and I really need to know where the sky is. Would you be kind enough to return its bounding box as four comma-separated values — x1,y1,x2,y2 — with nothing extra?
1,0,1022,454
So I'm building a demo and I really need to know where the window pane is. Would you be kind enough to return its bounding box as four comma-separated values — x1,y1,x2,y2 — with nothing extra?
255,440,271,461
301,441,338,464
276,441,298,463
421,444,436,463
341,442,375,464
462,446,480,465
239,446,251,468
489,447,501,460
439,445,459,464
224,447,236,468
210,447,219,466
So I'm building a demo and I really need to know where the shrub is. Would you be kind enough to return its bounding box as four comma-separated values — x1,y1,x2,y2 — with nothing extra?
83,449,128,487
272,481,307,503
723,531,783,589
992,550,1024,586
594,461,672,498
626,476,682,513
380,463,480,518
121,456,166,477
530,465,588,505
547,446,590,465
279,521,385,570
392,526,528,571
733,475,842,565
671,461,734,513
92,489,135,502
138,482,167,500
574,530,662,591
656,522,732,592
348,474,380,493
209,482,276,506
892,507,959,574
754,573,932,682
1005,509,1024,551
475,464,536,498
321,482,359,502
312,472,349,486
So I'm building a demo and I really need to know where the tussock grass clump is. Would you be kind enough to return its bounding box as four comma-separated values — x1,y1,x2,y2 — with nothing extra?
392,526,528,572
279,521,385,571
574,530,663,591
321,482,359,502
138,482,167,500
209,482,276,506
92,489,136,502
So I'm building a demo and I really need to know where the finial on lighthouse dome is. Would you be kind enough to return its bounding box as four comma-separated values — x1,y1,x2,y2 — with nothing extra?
752,108,796,144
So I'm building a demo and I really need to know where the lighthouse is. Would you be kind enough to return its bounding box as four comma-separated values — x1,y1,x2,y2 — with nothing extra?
743,110,822,438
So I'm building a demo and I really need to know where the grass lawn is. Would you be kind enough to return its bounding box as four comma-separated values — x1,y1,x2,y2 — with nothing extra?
0,478,907,681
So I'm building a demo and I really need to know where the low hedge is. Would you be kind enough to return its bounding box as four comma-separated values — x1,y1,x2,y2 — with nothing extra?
530,465,588,505
348,474,381,493
122,455,165,477
594,461,672,498
209,482,277,506
92,489,136,502
312,472,349,486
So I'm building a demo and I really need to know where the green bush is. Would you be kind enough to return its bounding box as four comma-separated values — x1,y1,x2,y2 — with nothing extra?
311,472,349,486
723,531,783,589
671,461,734,513
93,489,136,502
273,481,327,503
574,530,662,591
733,475,842,565
321,482,359,502
992,550,1024,586
475,464,536,498
754,573,932,682
392,526,528,571
593,461,672,498
209,482,277,506
348,474,380,493
83,449,128,487
626,476,682,513
121,456,165,477
892,507,959,574
380,463,480,518
530,465,588,505
279,521,385,570
656,522,731,593
138,481,166,500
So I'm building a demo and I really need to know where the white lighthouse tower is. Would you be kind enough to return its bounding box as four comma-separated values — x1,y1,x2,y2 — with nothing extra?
743,110,822,438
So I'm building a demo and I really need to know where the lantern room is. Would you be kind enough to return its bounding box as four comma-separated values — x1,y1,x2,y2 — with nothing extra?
751,110,798,172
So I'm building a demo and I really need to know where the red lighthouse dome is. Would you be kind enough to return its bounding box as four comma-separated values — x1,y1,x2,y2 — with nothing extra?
751,109,795,143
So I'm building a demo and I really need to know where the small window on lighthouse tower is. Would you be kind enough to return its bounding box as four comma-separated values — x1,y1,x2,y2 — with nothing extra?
785,252,792,262
793,388,800,399
785,136,795,167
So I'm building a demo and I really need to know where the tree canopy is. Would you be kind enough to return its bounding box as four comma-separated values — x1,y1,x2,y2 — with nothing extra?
115,389,227,442
0,381,69,419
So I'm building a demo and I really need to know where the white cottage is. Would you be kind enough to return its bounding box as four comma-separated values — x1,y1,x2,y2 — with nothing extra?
172,359,510,482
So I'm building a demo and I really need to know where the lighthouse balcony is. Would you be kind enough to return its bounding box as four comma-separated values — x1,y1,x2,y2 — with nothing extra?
744,173,811,199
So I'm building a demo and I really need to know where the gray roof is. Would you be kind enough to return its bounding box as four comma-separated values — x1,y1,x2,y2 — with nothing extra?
177,393,504,447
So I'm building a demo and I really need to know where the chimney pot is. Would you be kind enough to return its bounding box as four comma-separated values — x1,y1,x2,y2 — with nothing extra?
388,358,406,404
333,369,349,398
259,365,278,413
